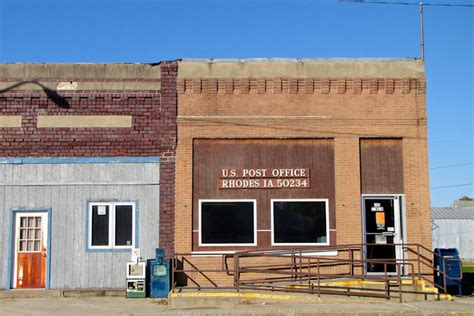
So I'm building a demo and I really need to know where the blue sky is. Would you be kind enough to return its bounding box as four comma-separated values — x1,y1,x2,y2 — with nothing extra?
0,0,472,206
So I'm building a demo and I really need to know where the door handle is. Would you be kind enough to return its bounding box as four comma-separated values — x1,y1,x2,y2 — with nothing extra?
42,247,47,258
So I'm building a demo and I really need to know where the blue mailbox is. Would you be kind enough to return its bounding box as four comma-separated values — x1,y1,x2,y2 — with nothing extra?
149,248,170,298
434,248,462,296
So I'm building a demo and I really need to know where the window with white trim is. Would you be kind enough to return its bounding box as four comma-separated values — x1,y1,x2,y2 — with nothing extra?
199,200,257,246
271,199,329,246
88,202,136,249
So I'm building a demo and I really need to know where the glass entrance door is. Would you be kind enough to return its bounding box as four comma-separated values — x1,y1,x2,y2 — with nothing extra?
363,196,404,274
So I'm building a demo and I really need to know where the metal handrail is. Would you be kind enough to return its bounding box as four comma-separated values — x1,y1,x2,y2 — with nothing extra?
234,243,462,288
171,243,462,300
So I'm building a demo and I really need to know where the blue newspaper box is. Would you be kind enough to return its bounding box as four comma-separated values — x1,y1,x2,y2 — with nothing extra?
434,248,462,296
149,248,170,298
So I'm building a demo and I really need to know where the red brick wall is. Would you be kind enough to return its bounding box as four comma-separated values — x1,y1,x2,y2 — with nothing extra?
175,74,430,261
158,61,178,258
0,90,174,157
0,93,162,156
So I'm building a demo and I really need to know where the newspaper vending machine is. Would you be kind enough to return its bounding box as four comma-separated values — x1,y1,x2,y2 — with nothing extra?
126,248,146,298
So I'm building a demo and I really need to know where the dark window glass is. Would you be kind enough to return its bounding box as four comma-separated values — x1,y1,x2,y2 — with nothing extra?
273,201,327,244
91,205,109,246
201,201,254,244
366,235,396,273
115,205,133,246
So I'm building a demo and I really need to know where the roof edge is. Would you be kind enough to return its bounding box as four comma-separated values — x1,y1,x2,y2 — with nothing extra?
181,57,420,63
178,59,425,79
0,63,163,80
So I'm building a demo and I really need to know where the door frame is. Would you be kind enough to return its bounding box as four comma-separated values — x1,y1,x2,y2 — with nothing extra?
361,194,407,275
6,208,52,290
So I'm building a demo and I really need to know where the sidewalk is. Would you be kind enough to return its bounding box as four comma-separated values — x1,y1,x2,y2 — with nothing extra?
0,296,473,316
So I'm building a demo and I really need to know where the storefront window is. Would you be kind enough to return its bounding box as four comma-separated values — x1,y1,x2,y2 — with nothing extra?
88,202,136,249
271,199,329,245
199,200,256,246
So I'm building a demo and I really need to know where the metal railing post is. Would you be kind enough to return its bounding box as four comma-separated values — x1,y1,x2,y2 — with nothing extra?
308,257,311,288
397,263,402,303
349,248,354,276
317,258,321,298
234,253,240,293
417,244,421,281
384,263,389,300
171,256,175,293
291,251,296,281
443,258,447,295
299,251,303,284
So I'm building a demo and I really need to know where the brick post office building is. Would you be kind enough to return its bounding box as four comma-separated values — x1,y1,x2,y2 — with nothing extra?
175,59,431,283
0,63,177,290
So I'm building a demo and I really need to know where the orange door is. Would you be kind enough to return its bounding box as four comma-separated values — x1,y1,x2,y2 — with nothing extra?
16,215,47,288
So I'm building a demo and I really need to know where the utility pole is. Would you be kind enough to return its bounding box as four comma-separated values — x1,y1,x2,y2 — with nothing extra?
419,0,424,60
338,0,473,61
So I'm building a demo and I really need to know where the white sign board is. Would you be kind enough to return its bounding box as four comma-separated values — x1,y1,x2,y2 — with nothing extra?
131,248,141,263
371,203,384,212
97,205,107,215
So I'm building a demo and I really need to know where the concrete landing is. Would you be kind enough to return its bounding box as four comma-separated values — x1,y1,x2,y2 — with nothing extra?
0,288,124,299
0,289,62,299
168,289,384,308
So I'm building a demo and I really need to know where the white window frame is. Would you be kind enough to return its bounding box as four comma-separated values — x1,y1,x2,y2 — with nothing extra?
271,198,330,246
198,199,257,247
88,202,136,250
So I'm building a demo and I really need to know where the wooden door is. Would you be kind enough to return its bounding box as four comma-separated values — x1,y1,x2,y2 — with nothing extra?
15,214,47,288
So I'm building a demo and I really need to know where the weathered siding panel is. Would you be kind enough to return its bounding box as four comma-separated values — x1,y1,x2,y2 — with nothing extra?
0,186,6,287
0,162,160,289
432,219,474,260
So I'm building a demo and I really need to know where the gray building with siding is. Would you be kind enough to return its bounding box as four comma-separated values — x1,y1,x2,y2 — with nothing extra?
432,207,474,260
0,158,161,289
